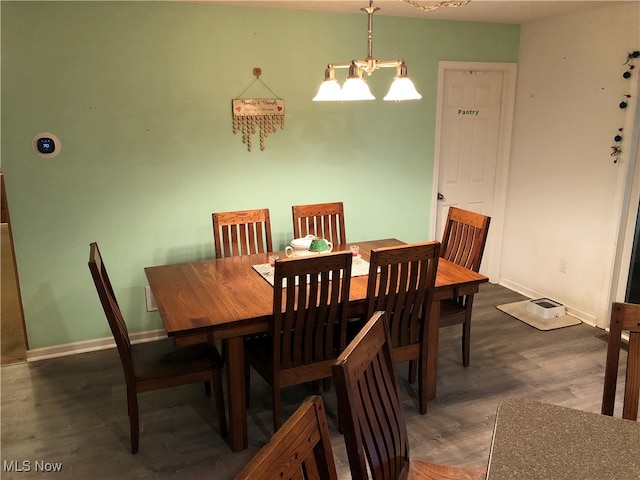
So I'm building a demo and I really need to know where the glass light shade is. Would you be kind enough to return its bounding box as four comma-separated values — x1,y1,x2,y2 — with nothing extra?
383,76,422,101
313,79,343,101
342,77,375,101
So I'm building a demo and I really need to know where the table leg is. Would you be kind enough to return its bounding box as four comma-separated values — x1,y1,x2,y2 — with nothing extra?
224,336,248,451
426,299,441,400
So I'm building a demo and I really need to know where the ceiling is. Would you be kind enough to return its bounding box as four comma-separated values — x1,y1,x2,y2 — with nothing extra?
204,0,633,24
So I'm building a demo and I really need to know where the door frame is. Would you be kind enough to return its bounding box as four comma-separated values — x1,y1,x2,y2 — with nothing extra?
611,73,640,320
432,61,518,282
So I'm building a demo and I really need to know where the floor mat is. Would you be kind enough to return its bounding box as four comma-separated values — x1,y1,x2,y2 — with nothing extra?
497,300,582,331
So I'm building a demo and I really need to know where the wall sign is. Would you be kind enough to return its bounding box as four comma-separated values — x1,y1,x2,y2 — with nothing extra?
232,68,285,152
232,99,285,152
457,109,480,116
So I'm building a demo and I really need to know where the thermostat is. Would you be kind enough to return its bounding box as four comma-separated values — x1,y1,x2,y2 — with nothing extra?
32,132,61,158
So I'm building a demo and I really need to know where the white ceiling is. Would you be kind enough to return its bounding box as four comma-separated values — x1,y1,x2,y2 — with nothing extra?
204,0,634,24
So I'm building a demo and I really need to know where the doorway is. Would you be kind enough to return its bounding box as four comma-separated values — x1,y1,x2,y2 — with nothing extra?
612,80,640,319
432,61,517,282
625,206,640,303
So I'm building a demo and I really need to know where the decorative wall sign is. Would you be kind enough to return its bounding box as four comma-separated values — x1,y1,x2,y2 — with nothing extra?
232,68,285,152
232,99,285,151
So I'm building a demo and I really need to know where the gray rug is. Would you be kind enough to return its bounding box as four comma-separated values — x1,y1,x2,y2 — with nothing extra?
497,300,582,331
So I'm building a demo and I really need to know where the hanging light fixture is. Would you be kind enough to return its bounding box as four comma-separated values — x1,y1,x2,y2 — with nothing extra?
312,0,422,102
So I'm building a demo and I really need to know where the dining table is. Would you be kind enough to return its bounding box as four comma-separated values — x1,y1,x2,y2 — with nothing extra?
486,399,640,479
144,238,488,451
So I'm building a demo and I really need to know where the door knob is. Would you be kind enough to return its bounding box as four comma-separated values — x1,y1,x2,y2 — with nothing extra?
437,192,444,200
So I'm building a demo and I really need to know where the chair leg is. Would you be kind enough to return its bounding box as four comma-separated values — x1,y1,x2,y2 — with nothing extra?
323,377,331,392
204,381,212,397
127,389,140,454
462,295,475,367
211,370,228,437
245,362,251,408
418,348,428,415
408,361,417,384
272,385,282,432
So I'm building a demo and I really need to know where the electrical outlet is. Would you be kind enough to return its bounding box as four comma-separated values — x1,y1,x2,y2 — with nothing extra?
145,286,158,312
559,260,567,273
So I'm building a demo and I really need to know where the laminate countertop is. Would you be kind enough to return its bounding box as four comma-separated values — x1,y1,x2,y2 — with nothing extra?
486,399,640,479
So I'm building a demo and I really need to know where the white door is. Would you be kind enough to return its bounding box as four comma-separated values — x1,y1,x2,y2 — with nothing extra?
433,62,517,281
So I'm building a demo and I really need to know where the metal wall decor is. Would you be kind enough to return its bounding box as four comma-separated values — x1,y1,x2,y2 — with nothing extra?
611,50,639,164
232,68,285,151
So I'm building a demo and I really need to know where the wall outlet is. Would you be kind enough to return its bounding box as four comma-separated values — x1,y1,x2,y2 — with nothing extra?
145,286,158,312
559,259,567,273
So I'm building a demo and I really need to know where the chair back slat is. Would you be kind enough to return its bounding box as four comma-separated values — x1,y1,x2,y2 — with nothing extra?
366,242,439,349
333,311,409,480
292,202,346,246
88,243,135,386
602,302,640,421
234,396,339,480
213,208,272,258
273,252,352,371
441,206,491,272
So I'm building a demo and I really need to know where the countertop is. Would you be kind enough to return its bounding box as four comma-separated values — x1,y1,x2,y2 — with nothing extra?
486,399,640,479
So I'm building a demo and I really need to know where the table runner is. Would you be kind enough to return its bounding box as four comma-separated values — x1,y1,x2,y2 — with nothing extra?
252,256,370,287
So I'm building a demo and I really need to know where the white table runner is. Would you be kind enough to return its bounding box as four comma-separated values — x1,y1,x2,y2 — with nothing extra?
252,256,370,287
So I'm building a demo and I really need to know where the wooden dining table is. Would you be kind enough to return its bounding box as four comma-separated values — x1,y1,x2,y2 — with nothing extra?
144,238,488,451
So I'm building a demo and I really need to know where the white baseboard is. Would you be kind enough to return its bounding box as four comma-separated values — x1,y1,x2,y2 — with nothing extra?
497,278,598,328
26,329,167,362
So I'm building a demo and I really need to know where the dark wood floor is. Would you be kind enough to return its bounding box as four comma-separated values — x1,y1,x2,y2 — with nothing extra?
0,284,626,479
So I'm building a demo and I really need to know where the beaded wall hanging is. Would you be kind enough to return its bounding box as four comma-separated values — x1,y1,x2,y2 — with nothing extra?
232,68,285,151
610,50,639,164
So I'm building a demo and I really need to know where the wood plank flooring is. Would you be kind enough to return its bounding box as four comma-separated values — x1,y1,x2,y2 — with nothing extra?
0,284,627,479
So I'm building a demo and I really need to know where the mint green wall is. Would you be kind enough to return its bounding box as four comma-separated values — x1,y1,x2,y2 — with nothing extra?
1,1,519,349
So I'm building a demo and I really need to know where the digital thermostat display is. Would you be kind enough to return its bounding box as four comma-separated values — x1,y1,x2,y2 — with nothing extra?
32,132,61,158
37,137,55,154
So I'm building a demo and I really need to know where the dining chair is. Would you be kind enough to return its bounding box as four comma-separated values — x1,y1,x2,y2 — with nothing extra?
332,311,487,480
292,202,346,246
88,242,227,453
439,206,491,367
602,302,640,421
365,241,440,414
234,395,338,480
246,251,353,431
212,208,273,258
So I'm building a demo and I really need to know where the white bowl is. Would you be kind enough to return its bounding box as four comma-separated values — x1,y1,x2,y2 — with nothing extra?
290,235,314,250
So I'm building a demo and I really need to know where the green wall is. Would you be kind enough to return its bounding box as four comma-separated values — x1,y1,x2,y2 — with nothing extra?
1,1,519,349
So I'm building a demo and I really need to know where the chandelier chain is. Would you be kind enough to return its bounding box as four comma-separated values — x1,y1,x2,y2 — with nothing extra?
402,0,471,12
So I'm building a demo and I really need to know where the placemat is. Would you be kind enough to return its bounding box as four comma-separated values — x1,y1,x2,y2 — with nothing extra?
253,256,370,287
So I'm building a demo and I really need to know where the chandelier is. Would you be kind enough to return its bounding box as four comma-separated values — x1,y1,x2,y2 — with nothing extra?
312,0,422,102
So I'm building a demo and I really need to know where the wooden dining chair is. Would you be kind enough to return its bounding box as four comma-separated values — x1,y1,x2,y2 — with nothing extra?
292,202,346,246
246,251,353,431
602,302,640,421
212,208,273,258
234,395,338,480
439,206,491,367
332,311,486,480
365,241,440,414
88,242,227,453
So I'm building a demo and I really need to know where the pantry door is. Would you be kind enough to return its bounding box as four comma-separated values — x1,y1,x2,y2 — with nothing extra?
433,62,517,281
